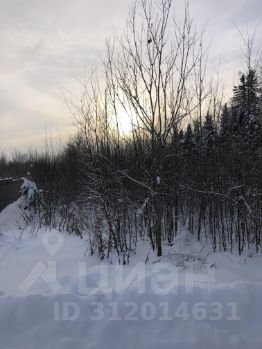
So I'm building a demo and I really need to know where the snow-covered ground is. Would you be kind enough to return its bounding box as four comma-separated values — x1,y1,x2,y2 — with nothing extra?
0,200,262,349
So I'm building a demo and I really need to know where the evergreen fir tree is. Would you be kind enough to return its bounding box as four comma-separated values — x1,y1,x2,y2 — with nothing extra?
220,103,231,138
202,113,216,155
183,124,195,154
233,69,260,118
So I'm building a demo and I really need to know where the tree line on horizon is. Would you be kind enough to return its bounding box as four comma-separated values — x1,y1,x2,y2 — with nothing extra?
1,0,262,262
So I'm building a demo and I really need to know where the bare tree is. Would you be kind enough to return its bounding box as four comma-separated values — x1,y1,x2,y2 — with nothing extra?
103,0,210,255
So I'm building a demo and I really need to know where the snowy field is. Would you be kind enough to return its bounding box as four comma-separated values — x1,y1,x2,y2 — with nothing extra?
1,200,262,349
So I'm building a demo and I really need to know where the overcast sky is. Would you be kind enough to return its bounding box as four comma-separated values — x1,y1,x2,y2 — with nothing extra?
0,0,261,156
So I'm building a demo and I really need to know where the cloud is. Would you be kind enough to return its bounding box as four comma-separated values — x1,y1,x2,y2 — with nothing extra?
0,0,261,155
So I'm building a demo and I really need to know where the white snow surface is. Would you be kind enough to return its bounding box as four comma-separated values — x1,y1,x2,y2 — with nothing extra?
0,200,262,348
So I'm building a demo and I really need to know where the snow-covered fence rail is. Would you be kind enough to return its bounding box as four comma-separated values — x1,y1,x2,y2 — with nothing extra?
0,178,23,211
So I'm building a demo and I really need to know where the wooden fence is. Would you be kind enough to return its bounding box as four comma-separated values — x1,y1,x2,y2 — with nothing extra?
0,178,23,212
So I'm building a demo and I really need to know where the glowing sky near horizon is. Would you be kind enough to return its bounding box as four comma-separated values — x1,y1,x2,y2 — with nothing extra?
0,0,261,155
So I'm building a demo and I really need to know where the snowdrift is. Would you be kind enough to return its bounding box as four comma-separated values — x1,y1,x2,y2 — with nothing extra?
1,200,262,349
